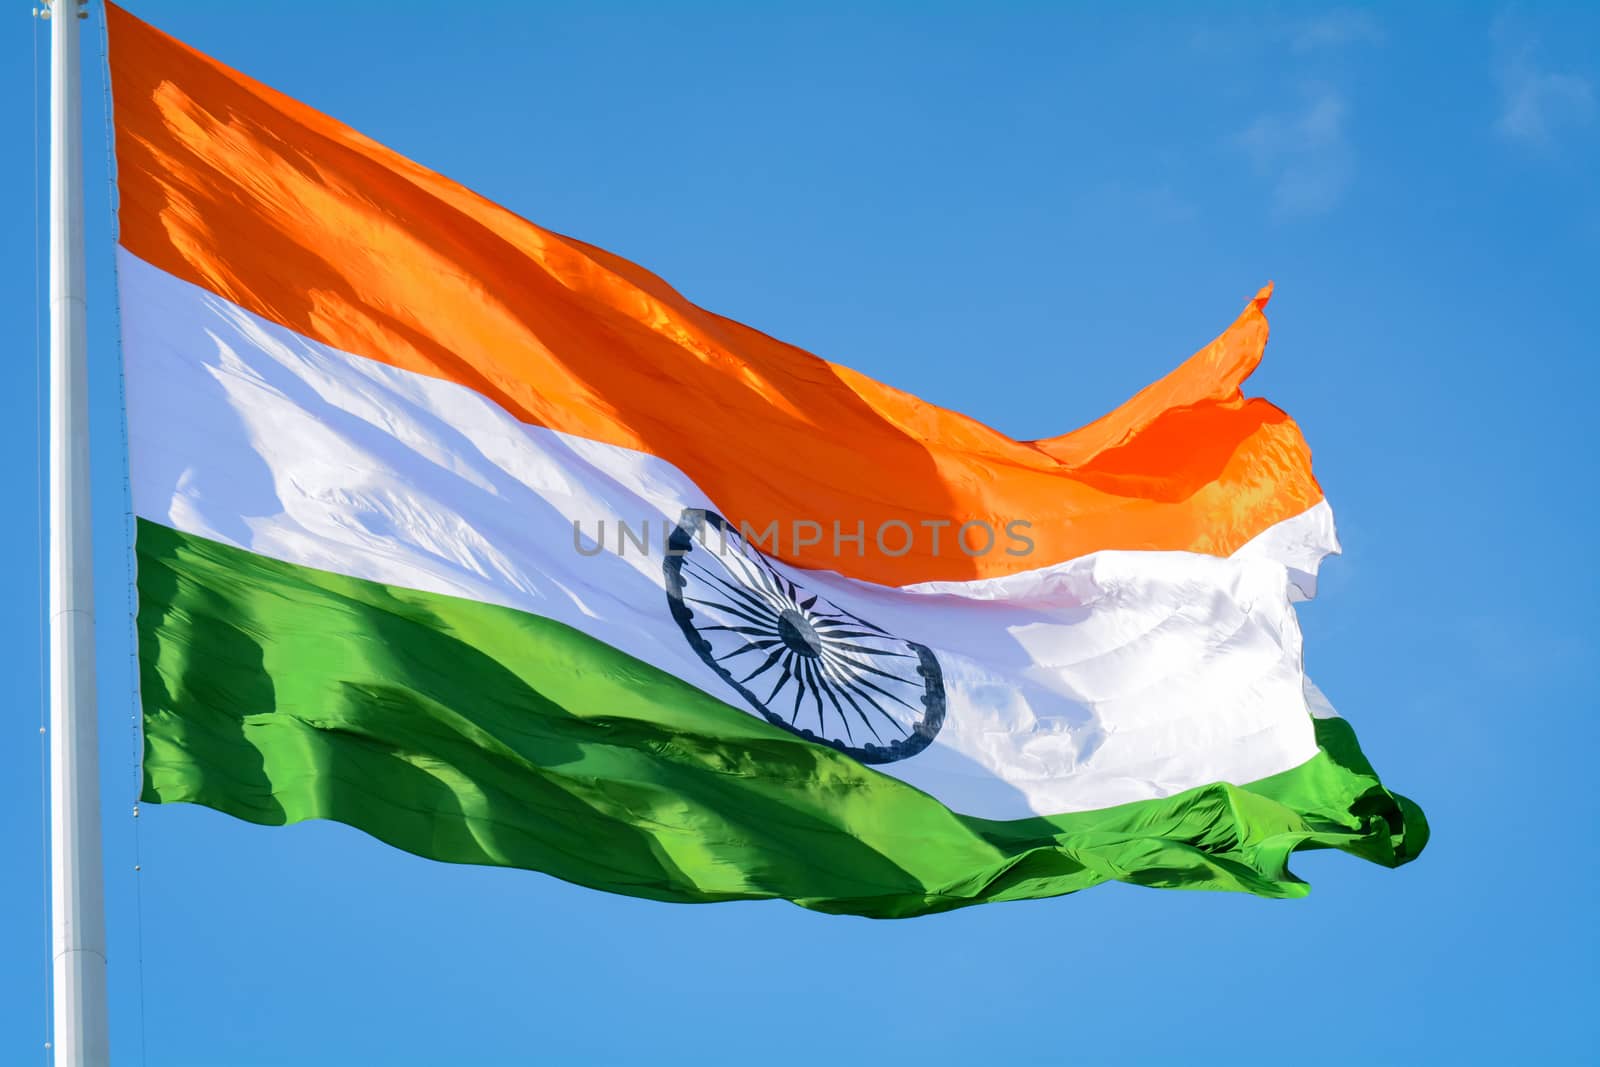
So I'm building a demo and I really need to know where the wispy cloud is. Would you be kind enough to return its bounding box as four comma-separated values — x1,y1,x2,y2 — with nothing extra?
1236,88,1352,217
1492,20,1594,147
1292,9,1384,52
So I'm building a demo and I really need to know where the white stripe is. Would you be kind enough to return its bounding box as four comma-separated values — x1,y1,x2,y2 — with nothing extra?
905,498,1337,603
122,250,1335,820
1233,497,1339,601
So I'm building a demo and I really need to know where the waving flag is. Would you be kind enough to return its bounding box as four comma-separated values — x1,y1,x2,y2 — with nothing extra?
110,3,1423,917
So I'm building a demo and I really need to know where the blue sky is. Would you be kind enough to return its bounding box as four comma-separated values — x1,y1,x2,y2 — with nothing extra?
3,2,1597,1063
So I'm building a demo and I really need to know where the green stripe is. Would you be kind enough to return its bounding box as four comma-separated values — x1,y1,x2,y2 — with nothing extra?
135,519,1427,918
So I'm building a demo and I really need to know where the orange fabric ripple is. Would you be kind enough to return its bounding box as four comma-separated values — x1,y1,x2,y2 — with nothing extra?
108,4,1321,586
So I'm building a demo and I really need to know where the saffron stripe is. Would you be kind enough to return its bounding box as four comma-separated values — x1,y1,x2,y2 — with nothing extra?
108,1,1323,586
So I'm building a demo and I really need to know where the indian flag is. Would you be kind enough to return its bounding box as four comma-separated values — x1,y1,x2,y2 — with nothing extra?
110,3,1424,917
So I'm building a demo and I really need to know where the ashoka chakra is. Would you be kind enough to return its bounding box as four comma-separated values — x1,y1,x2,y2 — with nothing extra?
663,509,945,764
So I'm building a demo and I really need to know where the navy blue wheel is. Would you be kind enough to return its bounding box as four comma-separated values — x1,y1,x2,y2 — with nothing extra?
663,509,945,764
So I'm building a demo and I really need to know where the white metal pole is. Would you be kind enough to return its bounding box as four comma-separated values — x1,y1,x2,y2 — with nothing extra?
47,0,108,1063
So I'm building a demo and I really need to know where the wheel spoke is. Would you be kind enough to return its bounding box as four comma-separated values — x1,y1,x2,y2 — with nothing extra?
667,510,942,761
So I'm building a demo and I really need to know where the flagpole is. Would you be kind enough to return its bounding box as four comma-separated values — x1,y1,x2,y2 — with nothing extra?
46,0,108,1063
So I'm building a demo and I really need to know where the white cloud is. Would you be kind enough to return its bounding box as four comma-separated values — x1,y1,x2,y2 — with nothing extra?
1494,49,1594,147
1293,9,1384,52
1236,88,1352,217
